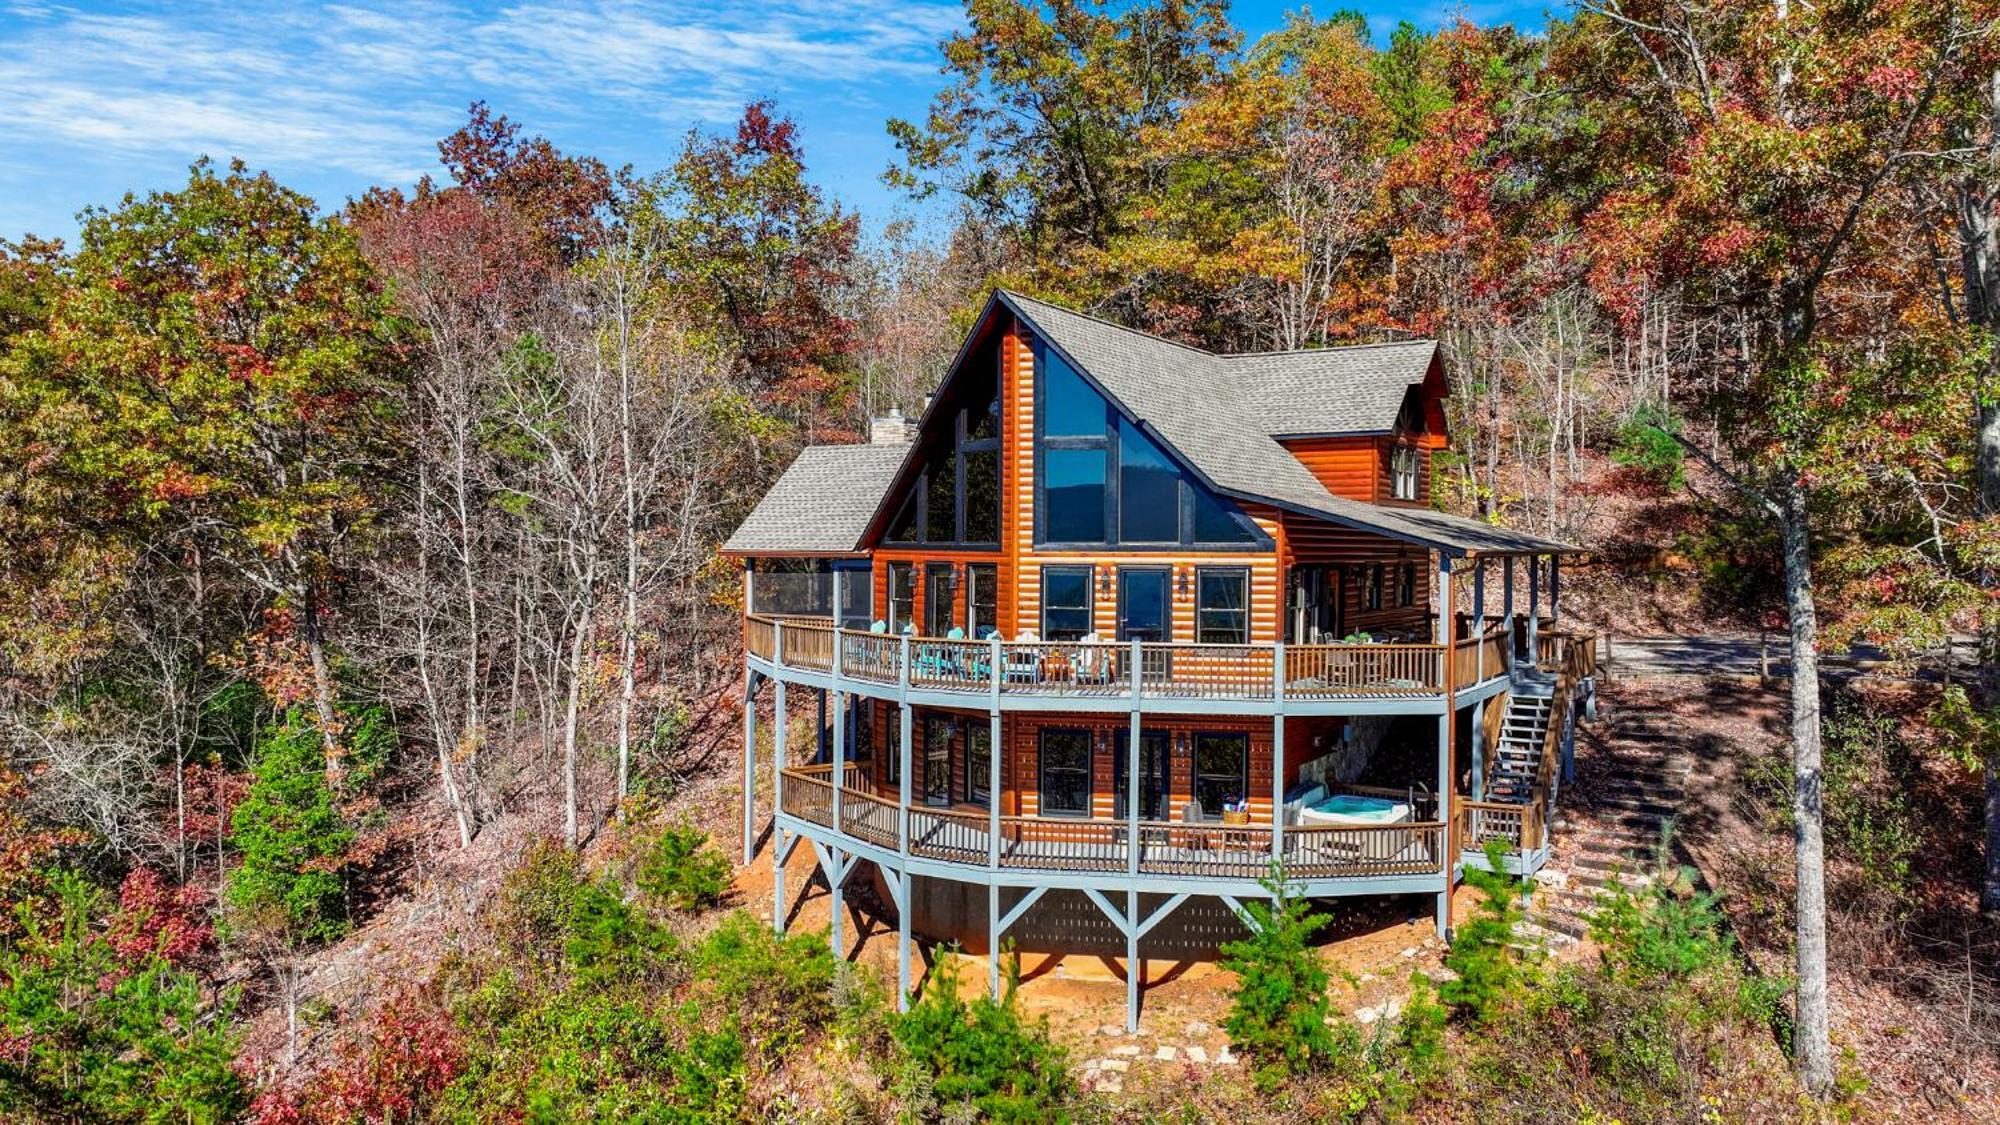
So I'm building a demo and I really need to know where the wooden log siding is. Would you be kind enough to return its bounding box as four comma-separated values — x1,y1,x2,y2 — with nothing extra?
1009,714,1274,825
1281,436,1382,502
1272,511,1432,637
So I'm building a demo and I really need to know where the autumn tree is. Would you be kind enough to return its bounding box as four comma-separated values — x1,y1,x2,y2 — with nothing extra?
1561,0,1973,1094
3,160,401,790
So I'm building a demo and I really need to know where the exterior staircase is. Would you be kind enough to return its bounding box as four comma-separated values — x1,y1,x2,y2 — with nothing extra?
1514,713,1694,948
1485,690,1554,803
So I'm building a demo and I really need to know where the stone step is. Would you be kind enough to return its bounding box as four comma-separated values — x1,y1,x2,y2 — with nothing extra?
1570,868,1651,891
1572,852,1644,872
1532,912,1590,940
1584,792,1680,808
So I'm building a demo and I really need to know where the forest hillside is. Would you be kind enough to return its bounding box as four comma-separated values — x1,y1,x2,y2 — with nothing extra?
0,1,1994,1121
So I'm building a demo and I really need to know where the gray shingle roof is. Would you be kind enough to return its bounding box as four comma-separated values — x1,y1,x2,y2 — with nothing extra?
1000,291,1576,556
722,444,909,555
1229,341,1437,436
723,293,1579,558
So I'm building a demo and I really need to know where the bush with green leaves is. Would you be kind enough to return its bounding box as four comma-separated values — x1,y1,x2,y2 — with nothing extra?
1440,841,1532,1022
1219,868,1339,1088
227,707,355,944
688,910,836,1051
636,822,732,913
889,957,1075,1124
1611,401,1685,488
431,987,745,1123
0,870,244,1123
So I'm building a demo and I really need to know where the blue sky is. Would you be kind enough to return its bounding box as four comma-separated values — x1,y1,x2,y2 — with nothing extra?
0,1,1556,244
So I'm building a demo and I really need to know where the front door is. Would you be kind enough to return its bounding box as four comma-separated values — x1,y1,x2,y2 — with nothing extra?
1113,731,1173,821
924,563,956,636
1117,567,1170,641
1287,565,1342,643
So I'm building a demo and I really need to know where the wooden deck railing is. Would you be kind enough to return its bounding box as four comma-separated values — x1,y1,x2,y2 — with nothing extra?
748,615,1498,700
778,765,1447,881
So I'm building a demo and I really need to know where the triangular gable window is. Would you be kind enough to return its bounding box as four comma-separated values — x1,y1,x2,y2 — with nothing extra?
1030,334,1261,548
877,328,1003,548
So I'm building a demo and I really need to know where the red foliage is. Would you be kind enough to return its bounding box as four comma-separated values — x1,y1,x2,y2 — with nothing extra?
248,991,465,1125
107,867,214,966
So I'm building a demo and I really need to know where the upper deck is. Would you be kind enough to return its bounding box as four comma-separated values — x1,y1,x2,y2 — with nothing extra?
744,613,1521,715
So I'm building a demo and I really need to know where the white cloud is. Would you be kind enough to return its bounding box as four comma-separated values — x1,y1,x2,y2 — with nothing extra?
0,0,962,193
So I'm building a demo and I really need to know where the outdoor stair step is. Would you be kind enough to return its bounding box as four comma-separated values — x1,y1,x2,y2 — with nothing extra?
1571,869,1651,891
1533,913,1591,940
1572,852,1644,872
1589,797,1680,816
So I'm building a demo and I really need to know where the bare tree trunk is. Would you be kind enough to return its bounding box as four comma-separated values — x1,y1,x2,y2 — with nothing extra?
1778,476,1832,1096
562,591,592,849
302,593,343,790
1955,65,2000,913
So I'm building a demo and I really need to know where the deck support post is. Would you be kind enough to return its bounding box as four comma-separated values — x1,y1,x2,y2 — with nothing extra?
989,637,1003,873
1550,556,1561,627
742,669,757,864
830,687,845,869
898,635,913,862
826,841,846,959
1473,560,1486,682
1527,556,1540,662
771,677,787,934
988,882,1002,1000
1471,697,1486,801
1503,558,1516,660
896,867,913,1012
1128,640,1142,880
1272,644,1286,865
1126,888,1141,1033
1438,553,1456,941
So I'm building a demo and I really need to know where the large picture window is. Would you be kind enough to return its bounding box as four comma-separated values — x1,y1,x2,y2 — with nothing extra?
1118,422,1178,543
1195,568,1249,644
887,563,915,633
1033,336,1260,549
1038,728,1092,816
1044,447,1106,542
1041,566,1093,641
876,348,1002,547
1192,732,1249,819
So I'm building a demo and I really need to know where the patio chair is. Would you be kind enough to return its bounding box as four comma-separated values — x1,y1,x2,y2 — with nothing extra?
869,620,887,634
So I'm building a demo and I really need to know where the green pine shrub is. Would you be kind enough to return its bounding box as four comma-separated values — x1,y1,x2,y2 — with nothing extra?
226,708,355,944
0,871,244,1123
889,957,1075,1124
1219,868,1339,1088
636,822,733,913
1440,841,1533,1022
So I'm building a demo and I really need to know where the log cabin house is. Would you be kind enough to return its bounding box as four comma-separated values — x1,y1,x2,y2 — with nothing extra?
726,291,1596,1029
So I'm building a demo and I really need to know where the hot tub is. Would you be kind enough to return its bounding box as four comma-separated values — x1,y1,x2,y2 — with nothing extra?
1297,793,1411,827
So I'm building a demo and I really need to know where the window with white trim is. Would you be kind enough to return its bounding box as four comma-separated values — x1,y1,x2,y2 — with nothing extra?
1391,445,1420,500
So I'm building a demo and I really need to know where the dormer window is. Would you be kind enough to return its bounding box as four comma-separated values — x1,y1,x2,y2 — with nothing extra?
1391,445,1420,501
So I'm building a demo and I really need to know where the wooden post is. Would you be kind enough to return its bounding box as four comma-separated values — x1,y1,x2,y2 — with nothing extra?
742,669,757,864
1438,552,1456,939
1550,556,1562,626
771,677,787,934
1527,556,1540,662
1473,559,1486,682
1128,640,1142,879
1125,889,1141,1032
1271,643,1286,863
990,636,1003,872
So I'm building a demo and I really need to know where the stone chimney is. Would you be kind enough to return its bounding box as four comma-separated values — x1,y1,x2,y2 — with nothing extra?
870,406,911,445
